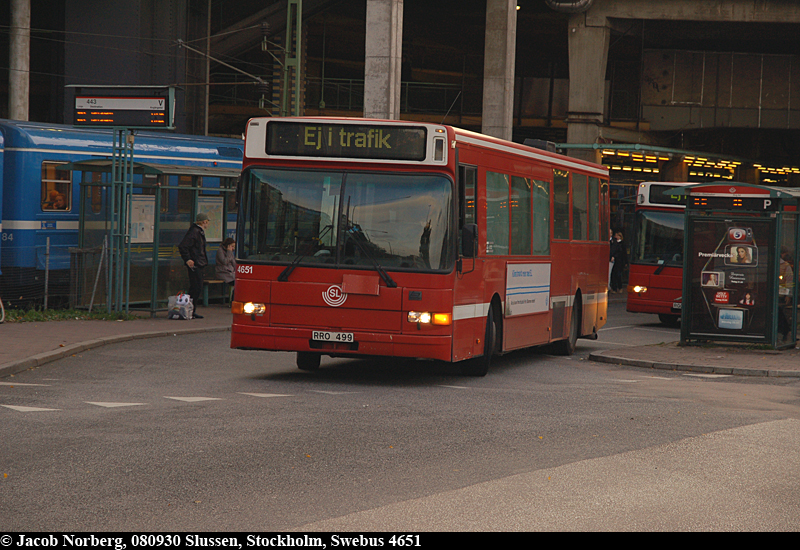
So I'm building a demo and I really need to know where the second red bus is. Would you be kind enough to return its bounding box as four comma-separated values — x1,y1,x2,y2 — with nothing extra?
627,181,691,326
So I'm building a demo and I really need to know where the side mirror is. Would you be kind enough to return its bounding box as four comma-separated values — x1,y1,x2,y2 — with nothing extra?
461,223,478,258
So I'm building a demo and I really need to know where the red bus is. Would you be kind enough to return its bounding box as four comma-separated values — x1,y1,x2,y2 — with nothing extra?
230,117,610,375
627,181,691,326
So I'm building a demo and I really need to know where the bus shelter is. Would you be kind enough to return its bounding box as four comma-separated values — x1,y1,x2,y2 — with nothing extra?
63,159,239,315
668,182,800,349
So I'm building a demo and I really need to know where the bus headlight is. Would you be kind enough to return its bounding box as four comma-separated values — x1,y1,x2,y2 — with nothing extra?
628,285,647,294
407,311,451,325
243,302,266,315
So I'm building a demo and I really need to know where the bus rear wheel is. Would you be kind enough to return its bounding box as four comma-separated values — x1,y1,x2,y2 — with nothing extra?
461,307,497,377
554,298,580,356
297,352,321,371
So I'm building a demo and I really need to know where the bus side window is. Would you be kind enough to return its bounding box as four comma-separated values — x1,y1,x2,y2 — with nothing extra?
532,179,550,255
553,169,570,240
588,176,600,241
458,164,476,226
458,164,477,256
486,171,509,255
572,173,588,241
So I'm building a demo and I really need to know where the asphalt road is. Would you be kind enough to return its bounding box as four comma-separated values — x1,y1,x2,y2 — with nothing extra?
2,302,799,531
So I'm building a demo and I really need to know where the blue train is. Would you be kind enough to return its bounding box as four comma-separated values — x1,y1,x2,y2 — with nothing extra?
0,119,243,308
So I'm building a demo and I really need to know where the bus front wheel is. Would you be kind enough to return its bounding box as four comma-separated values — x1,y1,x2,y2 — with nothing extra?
461,307,497,377
297,352,321,371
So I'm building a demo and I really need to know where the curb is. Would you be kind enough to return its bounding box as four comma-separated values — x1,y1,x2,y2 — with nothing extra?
588,351,800,378
0,325,230,379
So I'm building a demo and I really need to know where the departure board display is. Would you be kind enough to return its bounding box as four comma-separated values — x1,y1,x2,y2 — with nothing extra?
74,96,169,128
266,121,428,161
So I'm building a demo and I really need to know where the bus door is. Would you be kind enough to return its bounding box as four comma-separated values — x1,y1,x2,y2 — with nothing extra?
452,164,485,362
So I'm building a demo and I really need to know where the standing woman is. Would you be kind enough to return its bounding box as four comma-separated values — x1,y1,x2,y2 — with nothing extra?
216,238,237,299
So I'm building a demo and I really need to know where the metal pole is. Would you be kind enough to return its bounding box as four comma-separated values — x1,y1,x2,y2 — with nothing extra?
44,236,50,310
123,131,133,314
204,0,211,135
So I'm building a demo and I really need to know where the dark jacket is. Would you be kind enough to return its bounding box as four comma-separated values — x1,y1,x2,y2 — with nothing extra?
178,223,208,268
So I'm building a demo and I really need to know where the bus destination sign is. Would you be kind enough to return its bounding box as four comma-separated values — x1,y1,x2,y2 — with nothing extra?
648,184,688,206
266,121,428,161
74,96,169,128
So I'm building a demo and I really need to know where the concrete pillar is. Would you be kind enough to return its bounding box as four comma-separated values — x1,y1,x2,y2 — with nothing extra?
565,12,610,164
481,0,517,141
9,0,31,121
659,156,689,182
364,0,403,120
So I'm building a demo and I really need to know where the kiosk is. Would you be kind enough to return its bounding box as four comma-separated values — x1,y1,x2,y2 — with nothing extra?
668,182,800,349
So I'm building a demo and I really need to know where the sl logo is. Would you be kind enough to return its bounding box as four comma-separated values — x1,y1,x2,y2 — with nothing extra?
322,285,347,307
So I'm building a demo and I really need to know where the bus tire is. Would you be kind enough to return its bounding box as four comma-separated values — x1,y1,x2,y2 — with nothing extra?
297,352,321,371
658,314,680,328
555,297,580,356
461,307,497,377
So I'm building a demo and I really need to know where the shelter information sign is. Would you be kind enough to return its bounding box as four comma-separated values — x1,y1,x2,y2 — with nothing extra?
686,218,773,338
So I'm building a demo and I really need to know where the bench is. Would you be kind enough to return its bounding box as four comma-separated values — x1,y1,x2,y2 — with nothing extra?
202,279,230,306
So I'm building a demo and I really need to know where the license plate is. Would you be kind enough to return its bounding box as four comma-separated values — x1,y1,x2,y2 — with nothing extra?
312,331,354,343
673,302,682,310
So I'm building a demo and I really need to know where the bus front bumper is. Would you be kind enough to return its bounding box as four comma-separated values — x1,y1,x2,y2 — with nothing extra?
230,323,453,362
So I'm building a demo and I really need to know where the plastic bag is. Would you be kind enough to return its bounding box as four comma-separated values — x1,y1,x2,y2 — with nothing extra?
168,293,194,320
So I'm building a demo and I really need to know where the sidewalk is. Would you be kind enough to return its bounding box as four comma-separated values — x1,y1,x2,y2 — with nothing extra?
598,289,800,378
0,304,232,378
2,299,799,379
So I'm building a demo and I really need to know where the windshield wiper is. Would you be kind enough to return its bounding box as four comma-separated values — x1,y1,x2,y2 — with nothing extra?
277,225,333,282
344,226,397,288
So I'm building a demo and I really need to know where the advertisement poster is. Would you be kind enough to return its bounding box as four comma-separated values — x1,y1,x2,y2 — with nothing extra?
505,263,550,316
197,197,224,242
687,219,772,338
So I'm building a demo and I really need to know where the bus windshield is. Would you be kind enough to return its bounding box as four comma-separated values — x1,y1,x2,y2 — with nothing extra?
239,168,454,272
632,210,684,266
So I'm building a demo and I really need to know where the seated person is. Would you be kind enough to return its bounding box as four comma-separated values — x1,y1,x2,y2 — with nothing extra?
43,190,59,209
51,193,68,210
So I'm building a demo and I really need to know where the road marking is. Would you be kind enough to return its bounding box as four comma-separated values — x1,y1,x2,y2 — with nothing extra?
614,379,639,383
239,393,293,398
0,382,51,387
437,385,469,389
594,341,637,347
310,390,359,395
164,396,223,402
86,402,146,408
683,373,731,379
1,405,60,412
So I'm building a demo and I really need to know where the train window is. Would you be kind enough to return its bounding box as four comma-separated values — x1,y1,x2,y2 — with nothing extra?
42,161,72,211
177,175,196,213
